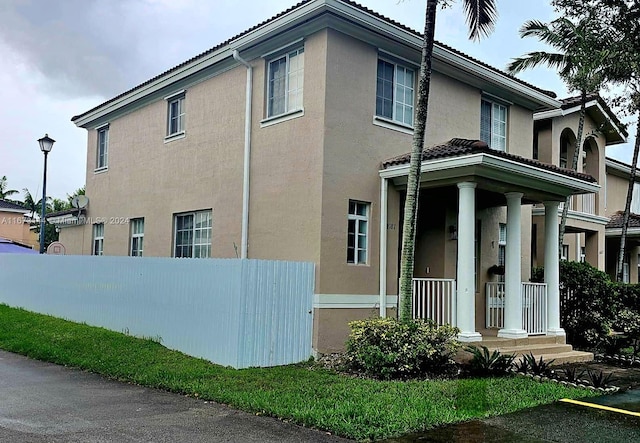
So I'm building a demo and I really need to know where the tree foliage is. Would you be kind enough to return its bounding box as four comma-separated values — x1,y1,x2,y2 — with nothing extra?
399,0,498,322
0,175,19,200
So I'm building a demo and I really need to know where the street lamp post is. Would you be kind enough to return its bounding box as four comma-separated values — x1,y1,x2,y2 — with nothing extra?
37,134,55,254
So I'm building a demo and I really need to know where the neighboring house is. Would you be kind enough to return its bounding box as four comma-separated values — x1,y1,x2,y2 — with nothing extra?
0,237,38,254
58,0,626,353
0,199,38,251
604,157,640,283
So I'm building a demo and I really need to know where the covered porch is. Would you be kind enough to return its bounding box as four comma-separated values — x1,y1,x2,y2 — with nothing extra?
378,139,600,342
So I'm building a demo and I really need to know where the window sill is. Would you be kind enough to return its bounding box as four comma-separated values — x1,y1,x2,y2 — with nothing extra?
260,108,304,128
164,131,185,143
94,167,108,174
372,116,414,135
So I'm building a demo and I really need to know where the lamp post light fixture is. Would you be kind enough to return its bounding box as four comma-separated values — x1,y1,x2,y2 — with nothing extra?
37,134,55,254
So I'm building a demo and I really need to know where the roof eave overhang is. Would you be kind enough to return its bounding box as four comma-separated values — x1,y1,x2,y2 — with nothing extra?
534,100,627,145
380,153,599,199
606,227,640,237
73,0,560,128
47,214,80,227
0,208,29,215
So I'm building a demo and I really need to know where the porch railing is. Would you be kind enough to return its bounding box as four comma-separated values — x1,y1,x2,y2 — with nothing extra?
412,278,456,326
581,193,596,215
485,282,548,335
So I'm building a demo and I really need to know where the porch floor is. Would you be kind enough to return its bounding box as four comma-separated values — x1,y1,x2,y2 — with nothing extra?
458,333,594,365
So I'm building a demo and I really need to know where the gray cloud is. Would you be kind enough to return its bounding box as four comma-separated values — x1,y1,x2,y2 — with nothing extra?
0,0,161,98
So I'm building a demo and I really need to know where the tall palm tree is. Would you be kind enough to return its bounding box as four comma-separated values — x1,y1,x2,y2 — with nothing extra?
506,14,611,256
398,0,498,321
0,176,19,200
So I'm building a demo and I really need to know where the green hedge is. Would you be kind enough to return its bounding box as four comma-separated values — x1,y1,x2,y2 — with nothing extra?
535,261,640,352
344,318,460,380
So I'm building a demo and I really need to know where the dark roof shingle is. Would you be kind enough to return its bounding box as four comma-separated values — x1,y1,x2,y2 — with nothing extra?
0,199,27,211
558,93,628,138
606,211,640,229
382,138,597,183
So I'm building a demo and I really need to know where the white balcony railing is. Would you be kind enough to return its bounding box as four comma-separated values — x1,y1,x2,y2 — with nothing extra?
581,193,596,215
411,278,456,326
485,282,548,335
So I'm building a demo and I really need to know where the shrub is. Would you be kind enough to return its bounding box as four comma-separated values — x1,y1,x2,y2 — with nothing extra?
464,345,515,377
560,366,585,383
586,369,615,388
344,318,460,380
615,308,640,357
519,353,555,377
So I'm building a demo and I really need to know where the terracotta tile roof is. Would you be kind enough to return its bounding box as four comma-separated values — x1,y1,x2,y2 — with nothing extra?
382,138,597,183
606,211,640,229
0,199,27,211
72,0,556,123
558,93,628,138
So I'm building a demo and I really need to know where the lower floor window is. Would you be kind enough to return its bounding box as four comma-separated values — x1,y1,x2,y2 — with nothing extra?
130,218,144,257
347,200,369,264
174,210,212,258
93,223,104,256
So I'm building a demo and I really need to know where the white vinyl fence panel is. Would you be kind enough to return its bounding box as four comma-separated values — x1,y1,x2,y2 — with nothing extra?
0,255,314,369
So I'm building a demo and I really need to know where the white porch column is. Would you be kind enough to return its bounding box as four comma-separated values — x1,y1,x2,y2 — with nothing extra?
498,192,528,339
379,177,388,317
544,201,565,336
456,182,481,342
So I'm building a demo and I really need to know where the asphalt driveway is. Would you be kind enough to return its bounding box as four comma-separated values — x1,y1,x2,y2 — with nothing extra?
0,350,350,443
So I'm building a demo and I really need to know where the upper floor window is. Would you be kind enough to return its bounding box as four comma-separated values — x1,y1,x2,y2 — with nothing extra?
267,48,304,117
480,98,507,151
174,210,212,258
632,182,640,214
347,200,369,265
130,218,144,257
93,223,104,256
96,126,109,170
376,59,415,127
167,93,185,137
560,139,569,168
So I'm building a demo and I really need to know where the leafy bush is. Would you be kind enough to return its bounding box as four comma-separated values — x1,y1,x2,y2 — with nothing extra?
558,261,618,349
520,353,555,377
586,369,615,388
615,309,640,357
464,345,515,377
344,318,460,380
560,366,585,383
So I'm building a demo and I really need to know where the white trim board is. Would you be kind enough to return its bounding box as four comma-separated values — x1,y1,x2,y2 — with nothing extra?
314,294,398,309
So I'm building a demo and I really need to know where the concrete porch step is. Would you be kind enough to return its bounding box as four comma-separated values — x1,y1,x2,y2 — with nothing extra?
493,344,573,356
535,350,594,366
477,335,566,348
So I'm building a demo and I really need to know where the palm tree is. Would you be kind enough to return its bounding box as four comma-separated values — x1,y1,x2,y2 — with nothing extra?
506,14,611,256
0,176,19,200
398,0,498,321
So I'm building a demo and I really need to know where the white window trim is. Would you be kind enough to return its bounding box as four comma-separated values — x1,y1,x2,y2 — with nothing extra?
266,47,304,118
348,201,370,266
93,223,104,256
481,97,508,152
174,210,212,258
166,93,186,138
375,57,416,128
372,116,414,135
96,125,109,170
130,218,144,257
260,108,304,128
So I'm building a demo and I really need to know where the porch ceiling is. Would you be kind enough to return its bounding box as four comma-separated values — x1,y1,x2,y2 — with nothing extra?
381,145,599,204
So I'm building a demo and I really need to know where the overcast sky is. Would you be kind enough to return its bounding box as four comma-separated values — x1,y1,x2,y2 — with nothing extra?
0,0,635,200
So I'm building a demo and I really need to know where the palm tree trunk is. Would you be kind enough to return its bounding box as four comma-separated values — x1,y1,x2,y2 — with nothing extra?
558,89,587,256
616,114,640,281
398,0,437,322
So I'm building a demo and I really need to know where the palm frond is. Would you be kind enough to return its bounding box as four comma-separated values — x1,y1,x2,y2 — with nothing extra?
507,52,568,74
463,0,498,41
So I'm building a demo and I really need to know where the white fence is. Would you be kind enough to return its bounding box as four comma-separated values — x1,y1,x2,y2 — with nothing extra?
0,255,314,369
412,278,457,326
485,282,548,335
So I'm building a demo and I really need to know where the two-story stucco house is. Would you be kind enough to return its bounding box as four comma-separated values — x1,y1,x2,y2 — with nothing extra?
57,0,627,357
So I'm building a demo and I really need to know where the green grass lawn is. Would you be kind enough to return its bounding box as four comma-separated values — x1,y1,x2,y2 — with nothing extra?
0,304,597,441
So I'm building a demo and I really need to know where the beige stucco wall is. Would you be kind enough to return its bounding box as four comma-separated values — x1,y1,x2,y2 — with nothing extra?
70,31,328,262
605,172,632,216
0,210,38,249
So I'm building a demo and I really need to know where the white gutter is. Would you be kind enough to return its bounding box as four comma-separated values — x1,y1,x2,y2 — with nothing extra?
233,50,253,259
379,177,388,317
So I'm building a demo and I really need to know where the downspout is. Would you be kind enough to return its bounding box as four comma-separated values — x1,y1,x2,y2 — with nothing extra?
233,49,252,259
